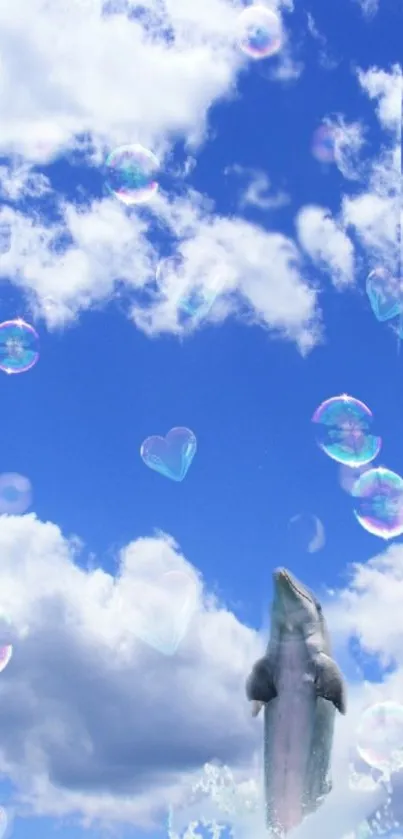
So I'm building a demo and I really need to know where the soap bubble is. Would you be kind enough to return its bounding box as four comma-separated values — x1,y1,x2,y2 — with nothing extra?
312,125,336,163
141,427,197,482
0,645,12,674
352,467,403,540
0,473,32,514
236,5,283,60
287,514,325,553
105,144,159,205
156,255,222,322
312,395,381,467
129,569,199,656
0,318,39,374
356,701,403,775
0,807,8,839
366,267,402,323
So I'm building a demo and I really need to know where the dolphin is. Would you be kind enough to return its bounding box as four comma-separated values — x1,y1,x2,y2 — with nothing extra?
246,567,347,836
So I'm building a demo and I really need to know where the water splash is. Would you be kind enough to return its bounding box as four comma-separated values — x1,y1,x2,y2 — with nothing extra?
167,762,262,839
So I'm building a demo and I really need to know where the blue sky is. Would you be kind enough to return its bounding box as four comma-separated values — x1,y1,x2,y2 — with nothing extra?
0,1,401,839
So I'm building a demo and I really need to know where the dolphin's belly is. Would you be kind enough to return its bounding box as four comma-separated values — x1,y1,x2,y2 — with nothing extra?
264,635,315,835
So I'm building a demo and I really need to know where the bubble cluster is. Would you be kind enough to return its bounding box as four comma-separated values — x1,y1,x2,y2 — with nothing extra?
352,467,403,540
356,701,403,775
366,267,402,323
312,125,336,163
236,5,283,60
312,395,381,467
0,473,32,515
140,427,197,481
105,143,159,205
130,569,199,656
0,318,40,375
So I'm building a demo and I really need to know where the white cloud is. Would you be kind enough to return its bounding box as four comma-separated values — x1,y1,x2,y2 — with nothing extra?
357,65,402,135
352,0,379,18
296,205,356,288
225,165,290,212
0,186,320,350
0,514,262,826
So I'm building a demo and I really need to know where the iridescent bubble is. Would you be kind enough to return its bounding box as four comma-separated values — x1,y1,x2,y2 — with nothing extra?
0,473,32,514
156,254,221,321
0,318,39,374
356,701,403,774
130,569,199,656
312,395,381,467
105,144,159,205
312,125,336,163
236,5,283,60
366,267,403,323
140,427,197,481
352,467,403,540
0,645,12,674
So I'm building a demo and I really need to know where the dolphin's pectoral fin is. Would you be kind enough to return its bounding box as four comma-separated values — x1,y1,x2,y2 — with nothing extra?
246,657,277,704
314,653,347,714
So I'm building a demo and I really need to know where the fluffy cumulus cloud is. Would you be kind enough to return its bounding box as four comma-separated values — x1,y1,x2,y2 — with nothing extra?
0,0,323,351
296,205,355,288
296,65,401,290
0,514,262,826
0,512,402,837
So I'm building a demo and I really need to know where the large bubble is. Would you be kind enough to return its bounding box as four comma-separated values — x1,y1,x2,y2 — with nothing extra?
127,569,199,656
236,5,283,60
356,701,403,775
366,267,402,323
0,318,40,374
312,395,381,467
352,467,403,540
0,473,32,514
140,427,197,482
105,144,159,205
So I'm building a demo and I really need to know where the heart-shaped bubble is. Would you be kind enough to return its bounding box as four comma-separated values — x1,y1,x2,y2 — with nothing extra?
140,427,197,481
130,570,199,655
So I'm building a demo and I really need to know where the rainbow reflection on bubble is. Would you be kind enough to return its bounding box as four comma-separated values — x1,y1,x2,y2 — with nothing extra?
352,467,403,540
312,395,381,467
366,266,403,323
236,5,282,60
0,473,32,515
0,318,39,375
356,701,403,774
105,144,159,205
312,125,336,163
0,645,12,674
